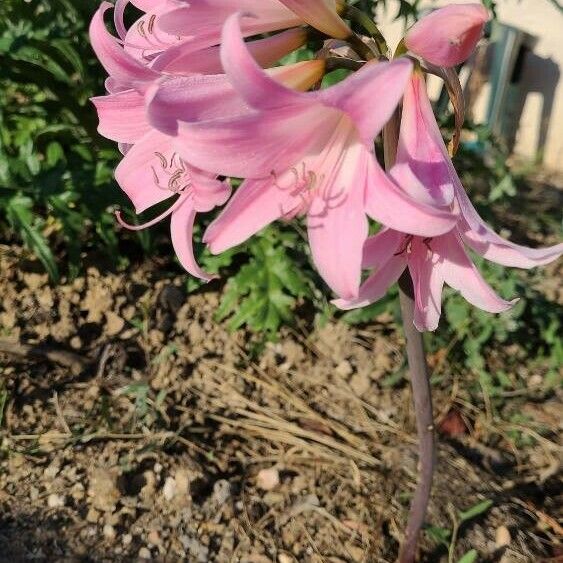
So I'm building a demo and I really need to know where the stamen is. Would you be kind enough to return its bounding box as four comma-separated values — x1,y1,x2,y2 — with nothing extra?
115,193,189,231
137,20,147,39
394,235,414,256
148,15,156,35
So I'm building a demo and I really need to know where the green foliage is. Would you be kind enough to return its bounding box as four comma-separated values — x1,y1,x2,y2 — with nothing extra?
205,227,315,337
426,499,493,561
0,0,131,278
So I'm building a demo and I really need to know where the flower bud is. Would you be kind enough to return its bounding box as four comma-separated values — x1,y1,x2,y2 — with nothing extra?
405,3,489,67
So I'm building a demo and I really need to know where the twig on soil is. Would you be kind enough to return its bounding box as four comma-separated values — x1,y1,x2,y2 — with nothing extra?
52,392,71,435
0,339,90,374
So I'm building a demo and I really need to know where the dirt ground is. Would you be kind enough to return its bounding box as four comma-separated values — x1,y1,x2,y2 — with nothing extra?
0,236,561,562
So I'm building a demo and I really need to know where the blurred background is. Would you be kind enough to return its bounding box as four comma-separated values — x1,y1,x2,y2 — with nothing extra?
0,1,561,561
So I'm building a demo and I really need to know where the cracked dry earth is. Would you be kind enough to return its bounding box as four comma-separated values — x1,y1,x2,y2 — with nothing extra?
0,245,561,562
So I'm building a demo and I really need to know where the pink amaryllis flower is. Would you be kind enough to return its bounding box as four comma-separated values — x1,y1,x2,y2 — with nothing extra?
400,72,563,269
405,3,489,67
334,72,562,329
335,229,517,331
93,56,328,279
90,2,308,90
172,15,458,299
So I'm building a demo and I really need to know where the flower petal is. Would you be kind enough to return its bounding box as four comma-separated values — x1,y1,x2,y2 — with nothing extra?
456,184,563,268
220,14,311,111
320,58,413,146
362,228,404,269
306,140,369,299
175,104,337,179
333,255,406,310
276,0,351,39
409,240,445,331
365,158,458,237
148,60,325,136
89,2,159,85
92,89,150,143
115,130,175,213
158,0,301,41
435,232,517,313
397,73,455,206
170,198,215,281
153,27,307,75
204,176,296,253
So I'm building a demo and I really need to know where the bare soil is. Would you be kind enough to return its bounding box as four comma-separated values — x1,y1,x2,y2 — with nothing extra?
0,239,561,562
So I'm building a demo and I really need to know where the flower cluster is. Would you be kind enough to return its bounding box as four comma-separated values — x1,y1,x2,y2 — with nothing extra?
91,0,562,331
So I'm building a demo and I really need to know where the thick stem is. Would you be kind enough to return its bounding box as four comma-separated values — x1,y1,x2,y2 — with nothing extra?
397,273,436,563
383,110,436,563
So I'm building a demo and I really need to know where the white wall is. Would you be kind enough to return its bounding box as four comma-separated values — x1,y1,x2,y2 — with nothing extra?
375,0,563,170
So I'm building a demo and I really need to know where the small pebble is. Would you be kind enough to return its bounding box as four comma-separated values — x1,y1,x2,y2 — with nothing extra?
103,524,116,541
256,467,280,491
163,477,176,501
496,525,511,548
122,533,133,547
47,494,65,508
139,547,151,560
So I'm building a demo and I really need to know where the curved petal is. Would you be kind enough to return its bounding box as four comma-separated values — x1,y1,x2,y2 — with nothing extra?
277,0,351,39
115,130,176,213
147,60,325,136
362,228,404,269
153,27,307,75
122,1,183,62
434,232,517,313
204,176,297,253
157,0,301,40
306,139,370,299
456,184,563,268
175,104,337,178
92,89,150,143
220,14,311,111
89,2,159,85
190,169,231,213
409,239,445,331
320,58,413,145
170,198,216,281
397,73,455,206
333,255,406,310
146,74,249,136
365,158,458,236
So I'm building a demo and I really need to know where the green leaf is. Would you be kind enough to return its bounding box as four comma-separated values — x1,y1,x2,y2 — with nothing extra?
425,525,451,548
458,549,479,563
458,500,493,523
6,195,59,281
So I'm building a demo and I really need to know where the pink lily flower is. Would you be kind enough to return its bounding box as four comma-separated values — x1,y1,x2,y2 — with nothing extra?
334,73,562,329
334,229,517,332
93,59,328,279
405,3,489,67
400,72,563,269
114,130,231,281
276,0,351,39
174,15,458,299
90,2,308,89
